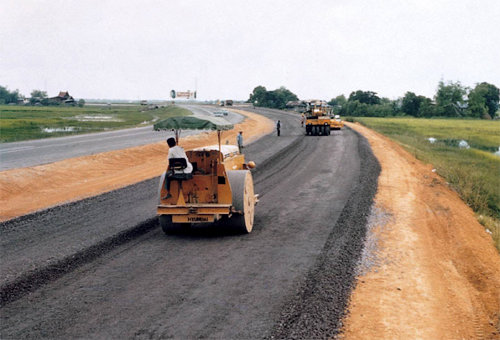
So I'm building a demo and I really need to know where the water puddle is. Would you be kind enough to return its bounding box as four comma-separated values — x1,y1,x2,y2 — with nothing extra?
71,115,123,122
42,127,79,133
428,137,499,156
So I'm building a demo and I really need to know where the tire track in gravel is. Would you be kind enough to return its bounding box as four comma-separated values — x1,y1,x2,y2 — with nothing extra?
0,108,302,306
0,217,157,306
1,110,380,339
269,130,380,339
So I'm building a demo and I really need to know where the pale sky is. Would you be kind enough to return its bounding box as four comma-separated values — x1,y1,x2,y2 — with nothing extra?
1,0,499,101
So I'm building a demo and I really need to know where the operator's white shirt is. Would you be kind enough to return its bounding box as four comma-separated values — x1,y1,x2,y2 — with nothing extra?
168,146,193,173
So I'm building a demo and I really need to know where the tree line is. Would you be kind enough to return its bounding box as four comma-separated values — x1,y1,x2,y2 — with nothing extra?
330,81,499,119
248,81,499,119
0,86,85,107
247,85,298,109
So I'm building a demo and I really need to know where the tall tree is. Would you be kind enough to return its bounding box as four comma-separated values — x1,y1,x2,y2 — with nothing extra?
248,86,267,106
328,94,346,107
270,86,298,109
348,90,381,105
434,80,467,116
29,89,48,104
401,92,434,117
328,95,347,114
467,82,499,119
418,97,435,118
0,86,20,104
401,92,422,116
30,89,47,99
247,85,298,109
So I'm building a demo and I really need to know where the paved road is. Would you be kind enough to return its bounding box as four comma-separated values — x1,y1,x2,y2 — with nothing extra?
0,105,242,171
182,104,244,125
0,108,380,339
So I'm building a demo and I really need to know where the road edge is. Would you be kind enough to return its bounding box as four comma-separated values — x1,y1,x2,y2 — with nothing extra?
268,128,381,339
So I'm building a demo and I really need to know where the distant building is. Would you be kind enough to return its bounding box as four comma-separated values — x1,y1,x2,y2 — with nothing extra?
49,91,75,104
286,100,307,113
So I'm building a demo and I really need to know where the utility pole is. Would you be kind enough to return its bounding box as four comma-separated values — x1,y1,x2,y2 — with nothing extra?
194,77,198,100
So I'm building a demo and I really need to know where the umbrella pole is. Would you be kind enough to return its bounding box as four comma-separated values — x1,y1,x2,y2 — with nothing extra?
175,129,180,145
217,130,223,161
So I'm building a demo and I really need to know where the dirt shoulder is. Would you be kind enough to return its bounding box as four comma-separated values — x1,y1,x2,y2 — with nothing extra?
342,123,500,339
0,109,273,221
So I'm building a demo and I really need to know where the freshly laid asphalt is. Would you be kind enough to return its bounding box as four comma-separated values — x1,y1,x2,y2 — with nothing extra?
0,107,380,339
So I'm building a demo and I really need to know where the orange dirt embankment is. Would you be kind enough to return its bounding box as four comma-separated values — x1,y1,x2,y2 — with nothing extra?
342,123,500,340
0,109,273,221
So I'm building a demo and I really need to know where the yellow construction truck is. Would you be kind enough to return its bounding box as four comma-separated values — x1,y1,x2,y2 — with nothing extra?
329,115,344,130
304,100,332,136
153,116,257,234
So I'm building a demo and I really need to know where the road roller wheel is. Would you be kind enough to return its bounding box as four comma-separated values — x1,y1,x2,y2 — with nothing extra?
325,125,330,135
159,215,189,234
227,170,255,233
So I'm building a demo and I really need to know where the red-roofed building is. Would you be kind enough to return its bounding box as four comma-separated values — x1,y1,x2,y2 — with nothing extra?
50,91,75,104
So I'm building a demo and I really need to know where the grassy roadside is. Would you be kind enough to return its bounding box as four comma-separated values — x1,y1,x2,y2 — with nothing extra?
0,104,191,142
351,117,500,250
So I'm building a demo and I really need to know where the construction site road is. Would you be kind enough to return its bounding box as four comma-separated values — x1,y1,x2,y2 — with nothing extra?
0,108,380,339
0,105,242,171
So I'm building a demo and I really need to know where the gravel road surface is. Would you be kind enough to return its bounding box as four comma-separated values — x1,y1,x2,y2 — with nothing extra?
0,105,242,171
0,108,379,339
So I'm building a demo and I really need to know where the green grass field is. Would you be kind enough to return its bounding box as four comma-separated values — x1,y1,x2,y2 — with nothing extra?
352,117,500,250
0,104,191,142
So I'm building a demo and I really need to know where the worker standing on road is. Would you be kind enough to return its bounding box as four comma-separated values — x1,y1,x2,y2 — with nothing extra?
276,120,281,136
237,131,243,153
162,137,192,199
300,115,305,127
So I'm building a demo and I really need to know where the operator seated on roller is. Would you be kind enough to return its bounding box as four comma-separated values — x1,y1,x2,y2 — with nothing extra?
162,137,193,199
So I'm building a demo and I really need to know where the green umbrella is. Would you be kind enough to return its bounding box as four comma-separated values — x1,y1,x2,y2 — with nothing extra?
154,115,235,160
154,115,233,131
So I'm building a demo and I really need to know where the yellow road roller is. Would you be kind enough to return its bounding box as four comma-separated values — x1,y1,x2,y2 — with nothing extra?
153,115,258,234
305,100,332,136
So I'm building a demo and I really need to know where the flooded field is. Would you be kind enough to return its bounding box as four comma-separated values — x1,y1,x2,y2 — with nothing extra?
353,117,500,249
0,104,191,142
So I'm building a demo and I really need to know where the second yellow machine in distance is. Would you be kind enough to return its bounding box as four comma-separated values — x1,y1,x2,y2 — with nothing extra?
330,114,344,130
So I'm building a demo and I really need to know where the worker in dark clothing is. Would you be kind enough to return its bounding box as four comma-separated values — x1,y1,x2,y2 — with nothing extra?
236,131,243,153
276,120,281,136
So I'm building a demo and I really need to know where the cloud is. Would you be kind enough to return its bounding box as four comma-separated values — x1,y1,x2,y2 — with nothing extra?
1,0,498,100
